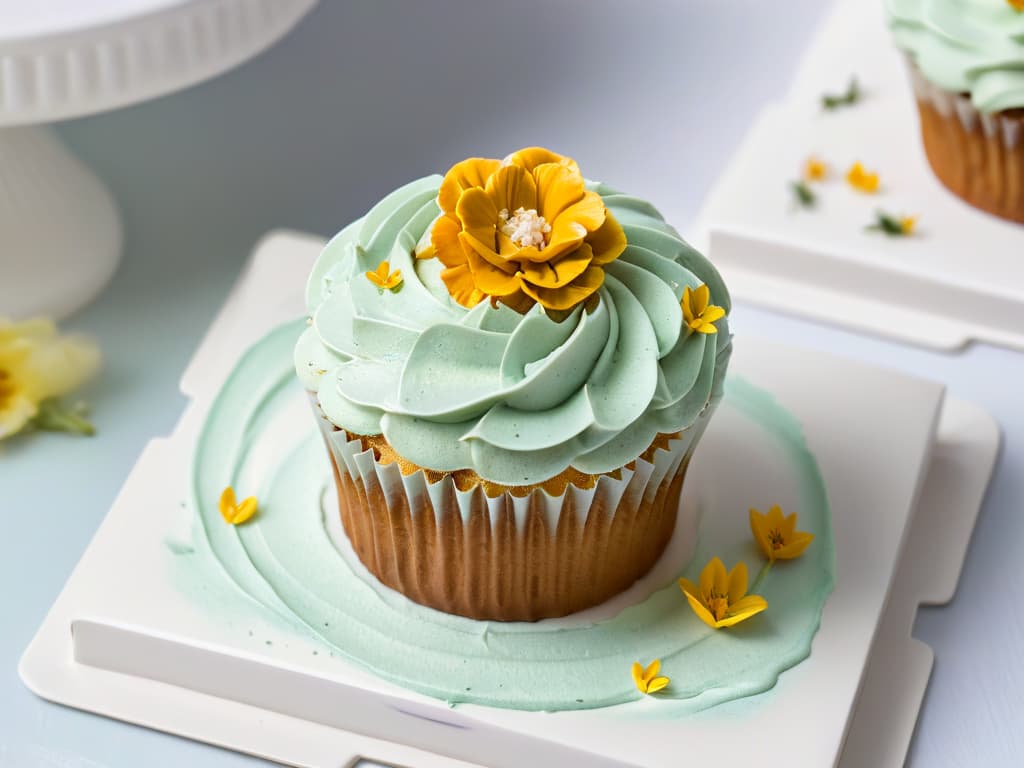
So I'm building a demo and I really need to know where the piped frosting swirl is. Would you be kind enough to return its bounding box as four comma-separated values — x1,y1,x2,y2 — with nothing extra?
886,0,1024,113
296,172,731,486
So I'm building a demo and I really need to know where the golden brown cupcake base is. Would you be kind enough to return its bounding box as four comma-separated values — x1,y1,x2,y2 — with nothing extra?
327,443,688,622
312,396,701,622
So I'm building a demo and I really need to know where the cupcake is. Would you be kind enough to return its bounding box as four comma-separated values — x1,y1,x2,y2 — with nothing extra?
295,147,732,621
886,0,1024,223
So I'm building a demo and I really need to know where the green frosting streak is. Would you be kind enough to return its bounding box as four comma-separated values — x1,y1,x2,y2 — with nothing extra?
192,322,835,713
886,0,1024,113
296,177,732,485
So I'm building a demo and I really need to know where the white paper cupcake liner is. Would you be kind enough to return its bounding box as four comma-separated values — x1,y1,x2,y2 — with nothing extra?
311,400,714,621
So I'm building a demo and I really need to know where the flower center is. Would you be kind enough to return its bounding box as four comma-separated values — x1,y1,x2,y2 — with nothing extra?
707,594,730,622
499,207,551,250
0,369,13,408
769,528,786,550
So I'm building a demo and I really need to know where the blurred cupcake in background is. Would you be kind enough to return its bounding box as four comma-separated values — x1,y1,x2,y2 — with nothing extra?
886,0,1024,223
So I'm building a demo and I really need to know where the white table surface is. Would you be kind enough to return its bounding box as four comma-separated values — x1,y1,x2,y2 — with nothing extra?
2,1,1020,766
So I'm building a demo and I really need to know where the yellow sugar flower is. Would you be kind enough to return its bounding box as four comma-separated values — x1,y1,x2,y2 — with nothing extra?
365,260,403,292
219,487,258,525
421,147,627,318
681,284,726,335
803,156,828,182
900,215,917,235
846,162,880,193
750,505,814,562
632,659,670,695
679,557,768,629
0,317,100,439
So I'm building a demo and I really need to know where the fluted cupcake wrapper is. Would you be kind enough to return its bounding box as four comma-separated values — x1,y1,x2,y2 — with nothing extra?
906,58,1024,223
312,402,712,622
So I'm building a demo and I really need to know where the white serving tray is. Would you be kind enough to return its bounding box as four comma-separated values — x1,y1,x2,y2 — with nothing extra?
690,0,1024,352
20,231,999,767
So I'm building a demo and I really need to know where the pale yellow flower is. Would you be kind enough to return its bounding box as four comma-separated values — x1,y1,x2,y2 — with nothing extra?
681,284,726,335
679,557,768,629
421,147,627,317
846,162,880,193
803,156,828,182
749,505,814,562
219,487,258,525
365,260,403,292
0,318,100,439
631,659,670,695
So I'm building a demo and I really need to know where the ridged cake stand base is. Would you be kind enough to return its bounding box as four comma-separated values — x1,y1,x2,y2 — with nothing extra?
0,126,121,319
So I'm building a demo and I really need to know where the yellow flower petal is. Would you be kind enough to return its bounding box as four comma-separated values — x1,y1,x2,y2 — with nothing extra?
534,162,586,223
430,215,467,268
456,187,501,249
694,320,719,335
700,556,723,597
506,147,580,177
520,265,605,312
518,243,594,289
644,659,661,681
645,676,670,694
464,245,522,294
727,561,749,605
749,508,773,560
438,157,501,215
218,487,238,521
775,531,815,560
231,496,259,525
681,586,721,629
587,213,628,266
693,284,710,315
681,286,696,325
715,594,768,628
631,661,645,690
701,306,726,325
485,164,538,219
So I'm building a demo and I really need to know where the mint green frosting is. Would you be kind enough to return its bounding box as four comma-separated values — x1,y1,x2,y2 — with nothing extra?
886,0,1024,113
295,176,732,485
189,321,835,713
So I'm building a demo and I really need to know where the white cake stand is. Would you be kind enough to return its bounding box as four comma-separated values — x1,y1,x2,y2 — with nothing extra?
0,0,317,320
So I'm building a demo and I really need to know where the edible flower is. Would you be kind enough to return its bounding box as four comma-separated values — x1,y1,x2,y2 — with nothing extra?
803,156,828,182
866,210,918,237
1008,0,1024,12
846,162,880,194
219,487,258,525
418,147,627,319
0,317,100,440
749,505,815,562
822,77,861,111
365,260,403,292
679,557,768,629
632,659,670,695
681,284,726,335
